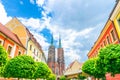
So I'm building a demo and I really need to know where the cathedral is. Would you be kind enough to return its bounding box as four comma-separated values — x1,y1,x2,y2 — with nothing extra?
47,35,65,76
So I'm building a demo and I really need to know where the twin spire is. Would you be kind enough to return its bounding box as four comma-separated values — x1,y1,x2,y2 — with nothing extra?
59,34,62,48
51,34,62,48
51,34,54,45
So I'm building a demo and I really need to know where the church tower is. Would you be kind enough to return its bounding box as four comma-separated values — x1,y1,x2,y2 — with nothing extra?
57,35,65,75
47,34,56,73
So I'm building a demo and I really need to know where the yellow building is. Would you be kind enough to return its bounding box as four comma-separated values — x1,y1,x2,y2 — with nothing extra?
64,60,83,79
5,18,46,62
110,0,120,39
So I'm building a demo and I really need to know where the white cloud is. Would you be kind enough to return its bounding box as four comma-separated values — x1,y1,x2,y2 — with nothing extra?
0,0,116,67
0,3,12,24
45,0,115,30
19,18,43,30
30,0,35,4
65,49,81,61
36,0,45,7
44,24,97,65
19,16,51,32
38,0,115,66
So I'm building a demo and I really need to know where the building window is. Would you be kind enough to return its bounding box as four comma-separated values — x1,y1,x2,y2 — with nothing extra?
118,18,120,26
0,39,3,45
107,36,110,44
111,30,116,41
104,40,106,46
0,40,2,45
39,54,41,58
30,45,32,50
36,59,38,61
34,49,36,54
18,51,21,55
100,44,103,48
52,65,54,72
7,45,12,55
37,52,38,56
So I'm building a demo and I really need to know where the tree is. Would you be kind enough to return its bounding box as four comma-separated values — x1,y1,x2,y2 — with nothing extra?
0,45,8,76
3,55,36,79
33,62,52,79
60,75,66,80
47,73,56,80
78,74,86,80
82,58,105,79
95,57,106,79
98,44,120,76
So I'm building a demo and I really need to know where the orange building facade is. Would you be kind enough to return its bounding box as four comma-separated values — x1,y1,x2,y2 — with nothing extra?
88,0,120,80
88,20,119,58
0,23,25,58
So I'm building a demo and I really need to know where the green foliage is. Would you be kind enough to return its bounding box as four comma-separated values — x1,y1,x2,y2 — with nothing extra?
3,55,36,79
0,45,8,76
82,44,120,78
33,62,52,79
78,74,86,79
47,73,56,80
60,75,66,80
98,44,120,76
95,58,106,78
82,58,105,78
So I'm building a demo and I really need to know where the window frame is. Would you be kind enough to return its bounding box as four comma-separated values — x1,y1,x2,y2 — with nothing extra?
110,29,117,42
117,18,120,26
30,44,32,50
7,44,13,55
107,36,110,44
18,50,22,55
0,39,4,46
103,40,107,46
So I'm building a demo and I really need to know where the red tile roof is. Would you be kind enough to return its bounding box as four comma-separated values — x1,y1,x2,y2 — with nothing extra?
0,23,25,49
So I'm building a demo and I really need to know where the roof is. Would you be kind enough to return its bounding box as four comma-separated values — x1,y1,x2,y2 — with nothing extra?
0,23,25,49
66,60,83,71
64,60,83,75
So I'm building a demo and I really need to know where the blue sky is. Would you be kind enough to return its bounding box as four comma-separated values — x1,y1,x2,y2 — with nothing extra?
0,0,116,67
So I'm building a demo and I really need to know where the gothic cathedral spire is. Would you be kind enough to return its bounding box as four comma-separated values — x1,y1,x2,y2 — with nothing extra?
51,33,53,45
57,34,65,75
47,34,56,73
48,34,65,76
59,34,62,48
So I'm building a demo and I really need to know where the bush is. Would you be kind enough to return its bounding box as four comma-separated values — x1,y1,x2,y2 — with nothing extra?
60,75,66,80
0,45,8,76
47,73,56,80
